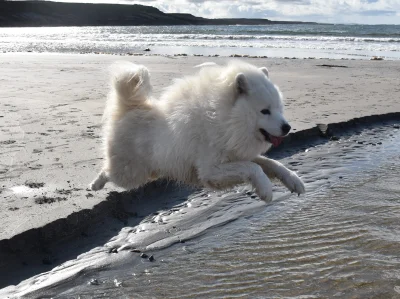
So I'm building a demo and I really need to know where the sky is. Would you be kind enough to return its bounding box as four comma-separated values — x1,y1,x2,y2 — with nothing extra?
38,0,400,24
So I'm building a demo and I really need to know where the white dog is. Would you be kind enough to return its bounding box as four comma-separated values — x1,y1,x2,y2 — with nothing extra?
90,60,305,201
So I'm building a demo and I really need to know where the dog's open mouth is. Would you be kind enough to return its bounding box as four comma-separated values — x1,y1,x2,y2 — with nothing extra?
259,128,284,147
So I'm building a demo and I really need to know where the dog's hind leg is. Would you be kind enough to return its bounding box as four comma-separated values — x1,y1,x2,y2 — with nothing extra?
90,170,109,191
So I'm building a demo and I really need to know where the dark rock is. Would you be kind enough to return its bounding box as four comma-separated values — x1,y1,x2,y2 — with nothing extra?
88,278,99,285
317,123,330,137
109,248,118,254
330,136,340,141
140,253,148,258
144,48,151,51
148,255,155,262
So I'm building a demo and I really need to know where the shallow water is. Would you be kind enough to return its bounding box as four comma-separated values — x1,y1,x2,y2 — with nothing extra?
1,24,400,59
67,125,400,298
121,161,400,299
2,124,400,298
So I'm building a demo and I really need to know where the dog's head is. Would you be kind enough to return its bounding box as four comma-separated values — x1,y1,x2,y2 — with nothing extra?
224,62,290,154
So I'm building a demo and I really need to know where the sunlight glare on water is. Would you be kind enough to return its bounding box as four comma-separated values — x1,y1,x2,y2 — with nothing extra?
1,24,400,59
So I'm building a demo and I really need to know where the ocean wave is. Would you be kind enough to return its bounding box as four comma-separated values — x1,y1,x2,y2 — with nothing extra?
5,32,397,43
119,34,400,43
1,39,399,54
197,30,400,39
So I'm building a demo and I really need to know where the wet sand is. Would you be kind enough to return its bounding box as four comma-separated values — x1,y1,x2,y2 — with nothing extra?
91,125,400,299
2,121,399,298
0,53,400,297
26,123,400,299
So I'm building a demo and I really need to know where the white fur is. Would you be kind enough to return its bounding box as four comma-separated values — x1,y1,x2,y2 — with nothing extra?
90,60,305,201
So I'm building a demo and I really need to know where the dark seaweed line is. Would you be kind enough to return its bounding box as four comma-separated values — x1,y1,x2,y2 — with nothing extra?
1,112,399,254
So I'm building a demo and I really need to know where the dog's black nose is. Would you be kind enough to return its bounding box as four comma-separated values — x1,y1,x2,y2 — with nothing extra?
281,123,291,135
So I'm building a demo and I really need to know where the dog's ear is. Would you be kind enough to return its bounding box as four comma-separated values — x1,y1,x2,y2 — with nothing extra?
235,73,248,95
259,67,269,78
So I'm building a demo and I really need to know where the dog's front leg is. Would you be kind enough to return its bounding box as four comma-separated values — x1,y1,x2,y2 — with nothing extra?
253,156,305,195
199,162,273,201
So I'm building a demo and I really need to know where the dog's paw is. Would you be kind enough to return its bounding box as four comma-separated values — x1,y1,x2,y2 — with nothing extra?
279,169,305,195
89,179,105,191
89,182,100,191
89,171,109,191
254,180,273,202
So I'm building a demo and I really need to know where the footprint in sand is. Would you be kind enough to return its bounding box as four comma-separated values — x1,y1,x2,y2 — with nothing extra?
2,114,25,168
47,129,65,133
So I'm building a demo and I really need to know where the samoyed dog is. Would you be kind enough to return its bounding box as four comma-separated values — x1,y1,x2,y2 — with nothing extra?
90,60,305,201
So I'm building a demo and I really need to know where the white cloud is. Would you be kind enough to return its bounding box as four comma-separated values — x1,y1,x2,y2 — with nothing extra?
49,0,400,24
145,0,400,24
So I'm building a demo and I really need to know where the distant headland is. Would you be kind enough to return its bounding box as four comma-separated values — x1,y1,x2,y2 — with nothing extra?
0,1,318,27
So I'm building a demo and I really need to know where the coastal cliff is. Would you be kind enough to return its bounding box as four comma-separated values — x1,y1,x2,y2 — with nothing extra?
0,1,317,27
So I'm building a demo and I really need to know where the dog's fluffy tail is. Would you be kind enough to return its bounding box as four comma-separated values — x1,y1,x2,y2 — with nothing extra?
105,62,152,122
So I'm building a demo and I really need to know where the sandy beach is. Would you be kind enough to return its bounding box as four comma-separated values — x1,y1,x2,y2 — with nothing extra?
1,53,400,297
1,52,400,247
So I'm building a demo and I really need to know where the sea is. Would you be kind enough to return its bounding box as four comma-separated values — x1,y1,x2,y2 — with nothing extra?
1,24,400,59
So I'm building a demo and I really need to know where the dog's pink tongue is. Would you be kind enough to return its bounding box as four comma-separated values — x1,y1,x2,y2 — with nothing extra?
269,135,283,147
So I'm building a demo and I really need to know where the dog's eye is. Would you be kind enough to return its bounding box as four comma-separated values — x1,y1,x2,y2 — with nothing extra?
261,109,271,115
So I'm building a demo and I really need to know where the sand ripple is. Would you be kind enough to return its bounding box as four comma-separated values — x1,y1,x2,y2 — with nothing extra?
1,124,399,298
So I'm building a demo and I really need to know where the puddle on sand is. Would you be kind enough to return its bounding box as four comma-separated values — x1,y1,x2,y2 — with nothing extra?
1,123,400,298
114,158,400,299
